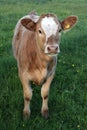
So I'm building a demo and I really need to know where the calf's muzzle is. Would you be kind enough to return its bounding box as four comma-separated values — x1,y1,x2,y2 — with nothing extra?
45,44,59,54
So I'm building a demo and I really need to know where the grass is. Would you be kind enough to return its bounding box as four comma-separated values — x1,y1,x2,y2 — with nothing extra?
0,0,87,130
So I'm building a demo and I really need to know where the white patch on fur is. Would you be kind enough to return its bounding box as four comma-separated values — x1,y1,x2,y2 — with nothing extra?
41,17,58,39
21,15,39,23
14,14,40,38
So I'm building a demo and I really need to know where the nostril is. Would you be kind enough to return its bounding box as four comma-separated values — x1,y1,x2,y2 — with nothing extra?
55,46,58,51
47,46,51,51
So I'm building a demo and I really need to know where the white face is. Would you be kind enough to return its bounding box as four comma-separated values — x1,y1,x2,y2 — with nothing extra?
40,16,60,55
41,17,58,40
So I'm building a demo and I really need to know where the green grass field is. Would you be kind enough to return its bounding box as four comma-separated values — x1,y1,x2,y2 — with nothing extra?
0,0,87,130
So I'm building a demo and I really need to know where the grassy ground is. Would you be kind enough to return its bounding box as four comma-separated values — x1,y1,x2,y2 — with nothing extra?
0,0,87,130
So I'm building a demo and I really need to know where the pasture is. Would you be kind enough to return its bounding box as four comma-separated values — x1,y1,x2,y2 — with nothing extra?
0,0,87,130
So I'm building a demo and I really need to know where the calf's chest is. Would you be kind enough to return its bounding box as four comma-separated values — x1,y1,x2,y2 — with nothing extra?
29,59,56,85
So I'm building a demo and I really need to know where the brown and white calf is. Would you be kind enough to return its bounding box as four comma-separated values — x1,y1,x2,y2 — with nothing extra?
12,11,77,119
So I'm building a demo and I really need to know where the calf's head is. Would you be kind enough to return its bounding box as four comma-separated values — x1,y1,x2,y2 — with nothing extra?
21,12,77,56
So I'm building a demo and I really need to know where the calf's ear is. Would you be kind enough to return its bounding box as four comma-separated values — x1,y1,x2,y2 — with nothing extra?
61,16,78,31
21,18,36,31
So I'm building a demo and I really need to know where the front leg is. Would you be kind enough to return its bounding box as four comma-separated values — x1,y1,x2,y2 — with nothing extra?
19,71,32,119
41,73,54,119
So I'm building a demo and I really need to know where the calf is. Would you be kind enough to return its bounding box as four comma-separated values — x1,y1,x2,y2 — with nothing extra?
12,11,77,119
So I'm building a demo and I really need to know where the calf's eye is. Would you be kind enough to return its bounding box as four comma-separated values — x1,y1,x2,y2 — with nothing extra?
59,29,62,32
38,29,42,34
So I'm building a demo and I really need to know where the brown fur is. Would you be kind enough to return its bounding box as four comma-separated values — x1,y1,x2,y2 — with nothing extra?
47,35,59,45
61,16,78,30
12,14,57,119
12,12,77,119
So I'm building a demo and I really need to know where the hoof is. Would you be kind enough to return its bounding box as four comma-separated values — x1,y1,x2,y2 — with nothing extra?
23,110,30,120
41,109,49,119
